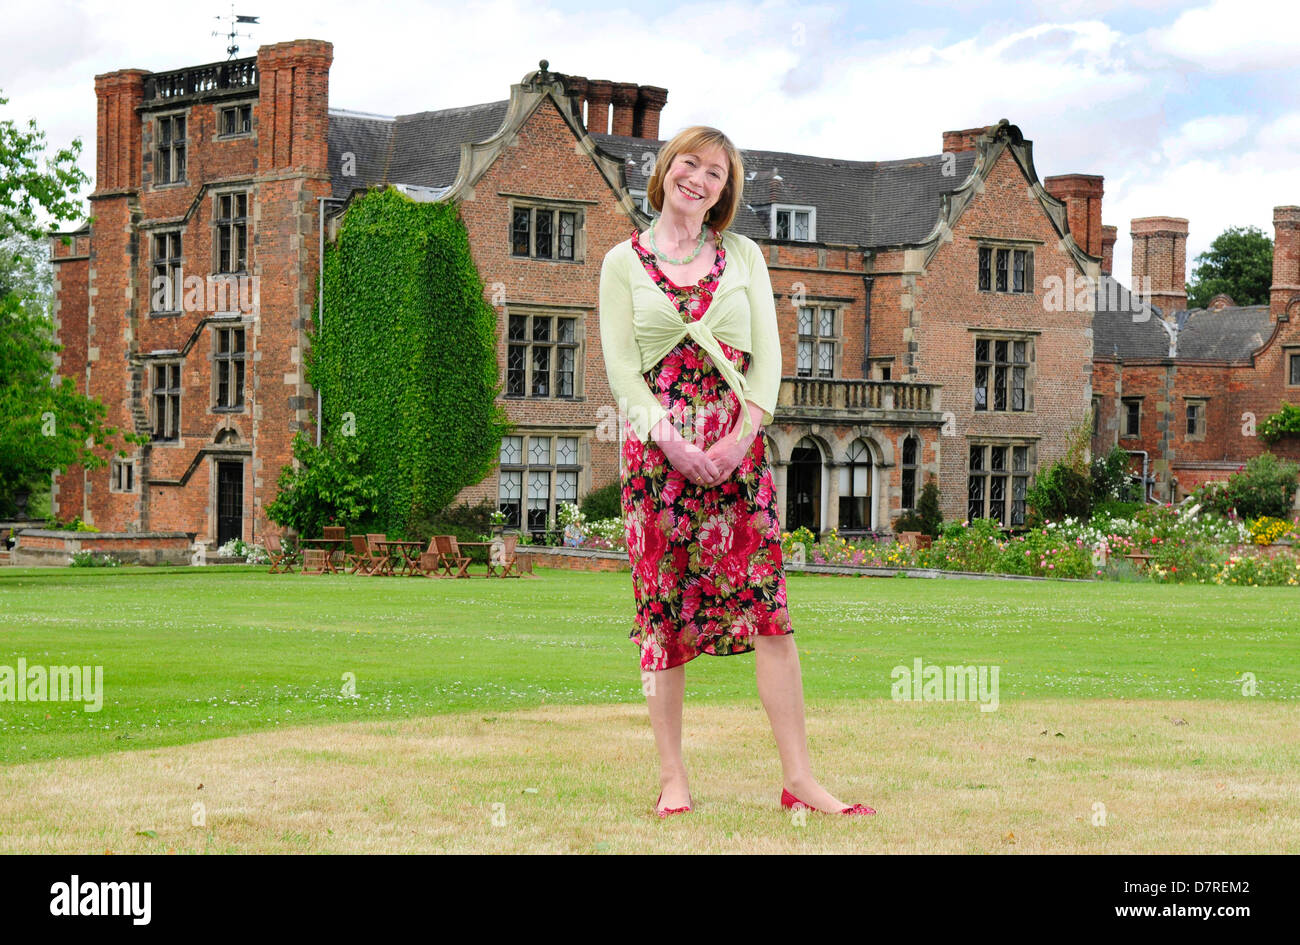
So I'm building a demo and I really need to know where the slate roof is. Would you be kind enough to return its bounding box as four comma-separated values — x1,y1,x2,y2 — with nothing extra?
1093,274,1273,361
327,101,976,248
592,132,977,247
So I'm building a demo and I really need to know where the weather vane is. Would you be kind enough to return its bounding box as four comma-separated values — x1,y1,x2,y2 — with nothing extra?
213,4,259,59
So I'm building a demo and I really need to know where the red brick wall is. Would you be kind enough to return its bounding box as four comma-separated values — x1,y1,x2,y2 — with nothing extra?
51,41,334,544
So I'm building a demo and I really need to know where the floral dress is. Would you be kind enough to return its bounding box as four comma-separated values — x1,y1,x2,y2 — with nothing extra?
621,226,793,672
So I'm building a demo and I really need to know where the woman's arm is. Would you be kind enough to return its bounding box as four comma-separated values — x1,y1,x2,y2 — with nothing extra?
598,249,671,443
742,239,781,428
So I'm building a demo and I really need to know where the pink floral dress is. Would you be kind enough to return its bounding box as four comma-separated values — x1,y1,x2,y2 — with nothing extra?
621,226,793,672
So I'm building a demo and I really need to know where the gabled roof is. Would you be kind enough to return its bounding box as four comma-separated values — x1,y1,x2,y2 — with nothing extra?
327,101,510,198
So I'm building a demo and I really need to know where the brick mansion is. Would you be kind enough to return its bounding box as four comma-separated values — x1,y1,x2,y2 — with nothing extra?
48,40,1300,547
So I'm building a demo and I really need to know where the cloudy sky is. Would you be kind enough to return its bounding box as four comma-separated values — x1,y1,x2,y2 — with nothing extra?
3,0,1298,286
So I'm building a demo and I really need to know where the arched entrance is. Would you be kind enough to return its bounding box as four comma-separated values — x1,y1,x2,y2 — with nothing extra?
786,437,822,535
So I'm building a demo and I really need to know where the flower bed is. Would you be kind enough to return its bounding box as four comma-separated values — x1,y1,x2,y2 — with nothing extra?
779,504,1300,585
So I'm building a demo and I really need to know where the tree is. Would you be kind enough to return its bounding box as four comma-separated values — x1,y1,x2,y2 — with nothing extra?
0,90,91,242
0,92,135,517
1185,225,1273,310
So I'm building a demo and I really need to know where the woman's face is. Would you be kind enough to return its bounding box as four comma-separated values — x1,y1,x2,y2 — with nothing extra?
664,144,728,218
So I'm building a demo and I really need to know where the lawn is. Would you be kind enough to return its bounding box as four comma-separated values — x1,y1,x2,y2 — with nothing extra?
0,565,1296,853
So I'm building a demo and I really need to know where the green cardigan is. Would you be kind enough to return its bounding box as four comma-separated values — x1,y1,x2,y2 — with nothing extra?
598,228,781,444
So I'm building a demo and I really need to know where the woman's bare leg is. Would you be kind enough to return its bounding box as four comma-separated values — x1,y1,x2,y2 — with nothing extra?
644,663,691,811
754,633,848,811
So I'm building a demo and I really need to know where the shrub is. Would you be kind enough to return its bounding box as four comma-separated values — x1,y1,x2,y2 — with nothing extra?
407,498,496,546
1026,418,1093,525
266,430,382,538
1091,444,1142,503
1259,402,1300,444
580,480,622,522
1247,516,1294,545
915,475,943,538
1190,452,1299,521
69,550,119,567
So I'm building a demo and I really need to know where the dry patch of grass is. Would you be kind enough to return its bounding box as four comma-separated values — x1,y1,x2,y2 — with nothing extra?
2,699,1295,854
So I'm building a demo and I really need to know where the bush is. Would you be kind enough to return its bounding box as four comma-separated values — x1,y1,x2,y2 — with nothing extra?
69,550,119,567
266,430,382,538
915,475,943,538
1091,444,1142,503
1026,418,1093,525
580,480,622,522
407,498,496,546
1190,452,1299,521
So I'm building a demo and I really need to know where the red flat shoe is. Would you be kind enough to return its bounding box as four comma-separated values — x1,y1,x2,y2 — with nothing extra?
655,789,693,818
781,787,875,815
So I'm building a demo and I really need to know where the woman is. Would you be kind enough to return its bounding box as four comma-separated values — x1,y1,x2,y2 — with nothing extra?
598,126,876,818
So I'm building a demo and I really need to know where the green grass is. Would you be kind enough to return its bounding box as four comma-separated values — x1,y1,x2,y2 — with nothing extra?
0,564,1296,766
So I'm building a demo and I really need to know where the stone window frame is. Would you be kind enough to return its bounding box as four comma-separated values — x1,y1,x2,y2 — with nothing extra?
216,102,254,139
1285,347,1300,388
975,239,1036,296
627,189,652,216
153,111,188,187
150,360,183,443
497,431,584,536
504,307,583,400
1121,396,1142,438
1184,395,1208,442
771,204,816,242
970,329,1036,414
967,437,1036,528
900,434,920,510
211,320,247,413
795,302,841,378
149,229,184,315
212,189,250,275
110,457,137,494
507,198,587,263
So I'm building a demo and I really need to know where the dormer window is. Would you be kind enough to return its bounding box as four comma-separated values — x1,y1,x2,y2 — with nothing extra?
771,205,815,241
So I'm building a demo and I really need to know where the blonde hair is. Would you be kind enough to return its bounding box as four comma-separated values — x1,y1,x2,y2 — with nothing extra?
645,125,745,233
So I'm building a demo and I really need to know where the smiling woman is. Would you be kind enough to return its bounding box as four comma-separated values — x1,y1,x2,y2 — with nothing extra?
598,124,877,819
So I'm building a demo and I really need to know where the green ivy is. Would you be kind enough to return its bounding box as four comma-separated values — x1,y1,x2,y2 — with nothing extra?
298,187,512,536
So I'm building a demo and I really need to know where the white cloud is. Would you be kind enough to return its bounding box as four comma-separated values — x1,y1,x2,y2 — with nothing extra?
1143,0,1300,72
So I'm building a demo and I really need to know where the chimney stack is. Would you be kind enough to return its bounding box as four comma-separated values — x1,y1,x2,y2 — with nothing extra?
610,82,639,136
1044,174,1105,260
1271,205,1300,321
584,79,612,134
942,126,987,153
1101,224,1117,276
633,86,668,140
1131,216,1189,319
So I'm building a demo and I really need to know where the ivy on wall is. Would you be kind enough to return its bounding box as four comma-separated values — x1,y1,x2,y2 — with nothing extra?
303,186,512,535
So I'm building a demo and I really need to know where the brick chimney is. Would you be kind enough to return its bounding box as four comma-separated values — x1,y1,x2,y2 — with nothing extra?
1271,205,1300,321
1131,216,1189,319
1044,174,1104,260
584,79,612,134
633,86,668,140
257,40,333,174
942,126,987,153
1101,224,1117,276
610,82,639,137
92,69,148,192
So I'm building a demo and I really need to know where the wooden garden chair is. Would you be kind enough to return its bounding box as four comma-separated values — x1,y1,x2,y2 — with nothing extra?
484,534,523,578
322,525,347,570
265,533,297,574
438,535,472,578
366,533,393,576
419,537,448,578
299,548,328,575
345,534,374,575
